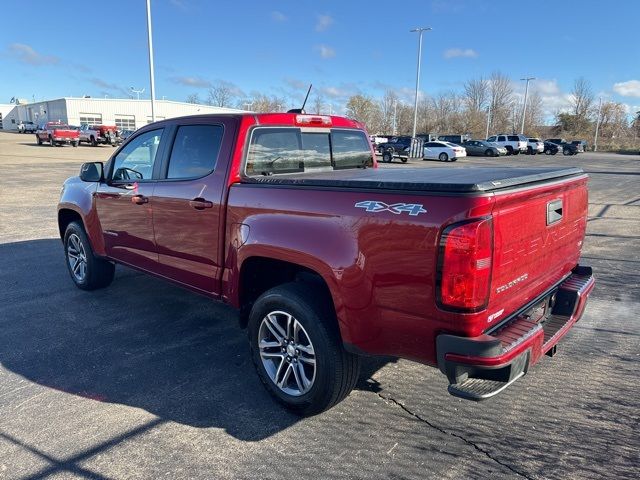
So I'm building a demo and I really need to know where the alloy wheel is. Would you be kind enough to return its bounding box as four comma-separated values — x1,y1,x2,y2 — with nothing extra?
67,233,88,282
258,310,316,396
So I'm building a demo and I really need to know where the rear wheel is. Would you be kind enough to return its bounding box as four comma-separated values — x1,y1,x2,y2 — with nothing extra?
505,146,513,155
527,146,533,155
438,152,448,162
563,148,572,156
513,150,520,155
248,282,360,416
91,136,97,147
382,151,392,163
64,221,115,290
400,157,408,163
49,136,55,147
36,135,42,145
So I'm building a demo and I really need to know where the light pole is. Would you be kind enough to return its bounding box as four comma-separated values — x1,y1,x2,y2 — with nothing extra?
485,103,492,139
520,77,535,134
410,27,432,139
593,97,603,152
393,99,398,135
146,0,157,122
130,86,145,100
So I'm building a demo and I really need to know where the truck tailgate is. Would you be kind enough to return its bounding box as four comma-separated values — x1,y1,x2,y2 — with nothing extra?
486,174,589,329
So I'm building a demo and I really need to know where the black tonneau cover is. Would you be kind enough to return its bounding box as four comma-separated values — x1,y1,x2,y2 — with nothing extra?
241,167,585,193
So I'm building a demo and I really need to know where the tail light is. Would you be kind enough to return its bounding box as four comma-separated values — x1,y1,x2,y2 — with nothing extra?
437,217,493,312
295,115,331,126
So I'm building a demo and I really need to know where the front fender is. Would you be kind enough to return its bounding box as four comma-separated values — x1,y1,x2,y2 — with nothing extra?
58,177,105,256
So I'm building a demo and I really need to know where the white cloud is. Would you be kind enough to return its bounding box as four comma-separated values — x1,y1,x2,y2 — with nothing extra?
271,11,287,22
8,43,59,65
169,76,212,88
613,80,640,98
316,45,335,59
443,48,478,59
316,14,334,32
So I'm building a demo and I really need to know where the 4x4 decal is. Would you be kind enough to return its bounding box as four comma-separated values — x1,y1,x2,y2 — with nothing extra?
355,200,427,216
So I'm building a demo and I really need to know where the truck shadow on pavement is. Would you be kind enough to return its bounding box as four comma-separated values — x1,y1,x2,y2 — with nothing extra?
0,239,394,442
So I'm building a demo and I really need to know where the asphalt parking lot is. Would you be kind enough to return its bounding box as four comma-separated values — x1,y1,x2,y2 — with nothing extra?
0,131,638,479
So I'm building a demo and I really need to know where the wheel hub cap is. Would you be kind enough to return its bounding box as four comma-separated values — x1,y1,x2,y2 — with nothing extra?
67,233,87,282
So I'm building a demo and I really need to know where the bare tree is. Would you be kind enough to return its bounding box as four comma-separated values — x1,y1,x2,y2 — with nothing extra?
487,72,515,133
570,77,594,119
312,93,325,114
463,77,489,112
345,94,382,133
185,93,200,104
207,82,235,107
379,90,399,134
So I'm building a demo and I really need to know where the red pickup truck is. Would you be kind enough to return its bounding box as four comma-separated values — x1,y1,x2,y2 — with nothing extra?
37,122,80,147
58,113,594,415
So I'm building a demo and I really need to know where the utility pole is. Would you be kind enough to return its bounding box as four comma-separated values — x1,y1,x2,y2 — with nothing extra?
594,96,603,152
146,0,157,122
410,27,432,139
520,77,535,134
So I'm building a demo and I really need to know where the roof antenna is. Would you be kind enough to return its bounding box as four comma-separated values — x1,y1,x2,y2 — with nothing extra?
287,84,312,114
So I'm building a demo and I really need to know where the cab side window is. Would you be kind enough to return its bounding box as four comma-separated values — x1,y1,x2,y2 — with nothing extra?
167,125,223,179
111,129,164,181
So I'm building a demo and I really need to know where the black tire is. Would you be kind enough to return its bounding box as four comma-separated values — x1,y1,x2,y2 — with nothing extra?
248,282,360,416
485,149,493,157
64,221,115,291
438,152,448,162
400,157,408,163
382,150,392,163
91,136,97,147
563,148,572,156
513,150,520,155
544,148,551,155
72,141,78,147
49,136,55,147
527,146,533,155
505,146,513,155
36,135,42,145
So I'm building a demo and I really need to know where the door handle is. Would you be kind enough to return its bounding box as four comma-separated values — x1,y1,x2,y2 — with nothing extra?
189,198,213,210
131,194,148,205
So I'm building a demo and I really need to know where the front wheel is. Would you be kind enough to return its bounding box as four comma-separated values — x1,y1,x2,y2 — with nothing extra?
485,149,494,157
438,152,449,162
248,282,360,416
527,146,533,155
400,157,408,163
563,148,572,156
36,135,42,145
64,222,115,290
505,146,513,155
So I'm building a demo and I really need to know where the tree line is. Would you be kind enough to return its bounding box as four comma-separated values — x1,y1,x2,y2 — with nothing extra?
186,73,639,151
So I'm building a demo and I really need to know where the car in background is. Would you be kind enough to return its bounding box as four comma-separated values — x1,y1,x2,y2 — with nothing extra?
379,136,412,163
437,134,471,145
423,141,466,162
486,134,527,155
571,140,588,152
545,138,579,156
543,141,560,155
79,124,122,147
526,138,545,155
17,121,38,133
462,140,506,157
119,129,135,141
36,122,79,147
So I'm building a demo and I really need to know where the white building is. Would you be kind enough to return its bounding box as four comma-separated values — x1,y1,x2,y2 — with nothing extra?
0,97,243,131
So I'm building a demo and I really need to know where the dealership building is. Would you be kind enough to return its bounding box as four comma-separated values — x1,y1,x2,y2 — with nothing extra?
0,97,243,131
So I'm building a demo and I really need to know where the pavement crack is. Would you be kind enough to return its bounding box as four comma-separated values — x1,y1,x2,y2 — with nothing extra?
376,391,535,480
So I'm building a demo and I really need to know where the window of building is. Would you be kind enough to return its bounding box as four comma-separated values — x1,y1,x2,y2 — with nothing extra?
115,115,136,131
79,113,102,126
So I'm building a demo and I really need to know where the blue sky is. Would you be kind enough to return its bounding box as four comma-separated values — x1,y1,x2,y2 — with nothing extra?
2,0,639,120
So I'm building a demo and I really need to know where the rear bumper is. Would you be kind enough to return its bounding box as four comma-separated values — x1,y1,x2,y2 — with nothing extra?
436,265,595,400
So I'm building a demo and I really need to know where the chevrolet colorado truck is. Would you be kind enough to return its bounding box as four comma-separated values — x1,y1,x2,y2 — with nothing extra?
79,124,122,147
37,122,80,147
58,112,594,415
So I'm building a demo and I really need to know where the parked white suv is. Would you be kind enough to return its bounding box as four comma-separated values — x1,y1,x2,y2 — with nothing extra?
486,134,527,155
17,121,38,133
526,138,544,155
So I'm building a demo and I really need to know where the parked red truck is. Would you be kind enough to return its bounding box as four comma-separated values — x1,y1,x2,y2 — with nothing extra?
58,113,594,415
37,122,80,147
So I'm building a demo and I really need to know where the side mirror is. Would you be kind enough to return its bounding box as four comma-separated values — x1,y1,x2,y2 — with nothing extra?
80,162,104,182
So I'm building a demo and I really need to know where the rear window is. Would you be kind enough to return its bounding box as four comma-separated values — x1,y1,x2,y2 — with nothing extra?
507,135,520,141
529,138,540,142
245,128,371,176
